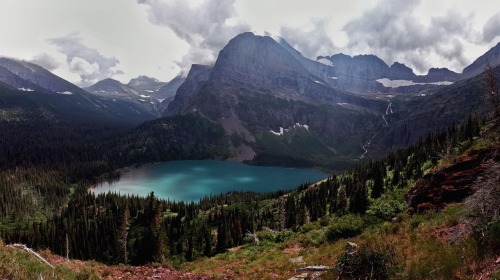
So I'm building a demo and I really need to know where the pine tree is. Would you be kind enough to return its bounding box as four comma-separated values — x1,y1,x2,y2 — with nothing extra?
349,182,368,214
371,167,384,199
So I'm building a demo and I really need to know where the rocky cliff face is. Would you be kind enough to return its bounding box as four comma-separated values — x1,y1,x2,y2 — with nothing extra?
407,146,500,213
388,62,415,80
415,68,461,83
163,33,386,167
462,42,500,78
164,64,211,116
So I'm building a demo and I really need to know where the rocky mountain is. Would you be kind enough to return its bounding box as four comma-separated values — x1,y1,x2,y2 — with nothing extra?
86,78,162,115
0,58,155,126
127,75,166,91
165,32,387,168
462,42,500,79
86,78,141,97
369,64,500,155
313,53,460,93
154,75,186,112
0,57,84,94
162,33,500,167
86,75,185,116
268,37,464,94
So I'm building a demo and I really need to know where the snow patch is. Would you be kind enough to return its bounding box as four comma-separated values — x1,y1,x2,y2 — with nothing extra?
269,123,310,136
314,80,325,85
317,58,333,66
337,103,349,106
144,90,154,93
59,91,73,95
330,76,338,80
18,87,34,92
376,78,454,88
139,94,150,98
158,98,165,103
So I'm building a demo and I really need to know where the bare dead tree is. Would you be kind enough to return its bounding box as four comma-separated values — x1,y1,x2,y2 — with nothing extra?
245,230,260,245
65,233,69,261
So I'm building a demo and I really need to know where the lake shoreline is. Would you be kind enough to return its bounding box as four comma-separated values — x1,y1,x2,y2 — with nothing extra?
90,160,330,201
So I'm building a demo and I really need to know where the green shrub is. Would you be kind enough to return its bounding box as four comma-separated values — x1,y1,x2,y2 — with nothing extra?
275,229,294,243
334,243,396,279
325,214,365,242
367,199,406,221
484,219,500,252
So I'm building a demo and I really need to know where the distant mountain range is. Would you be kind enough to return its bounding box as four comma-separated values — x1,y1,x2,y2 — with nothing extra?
1,33,499,168
0,57,155,127
163,32,499,167
85,75,185,116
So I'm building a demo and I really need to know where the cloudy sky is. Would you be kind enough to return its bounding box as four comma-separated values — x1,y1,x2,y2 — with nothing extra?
1,0,499,86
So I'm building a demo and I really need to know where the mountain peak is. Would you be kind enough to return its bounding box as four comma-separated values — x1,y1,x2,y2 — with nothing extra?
210,32,309,85
388,62,415,80
462,42,500,78
127,75,166,91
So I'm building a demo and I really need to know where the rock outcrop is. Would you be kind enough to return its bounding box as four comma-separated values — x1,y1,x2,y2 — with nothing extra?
407,146,500,213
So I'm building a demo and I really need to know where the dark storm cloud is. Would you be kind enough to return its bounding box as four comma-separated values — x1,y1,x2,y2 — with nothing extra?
30,53,60,71
138,0,250,71
342,0,474,73
48,34,123,86
279,19,337,59
483,12,500,43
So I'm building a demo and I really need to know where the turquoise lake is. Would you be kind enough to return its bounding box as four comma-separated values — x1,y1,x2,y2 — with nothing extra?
93,160,329,201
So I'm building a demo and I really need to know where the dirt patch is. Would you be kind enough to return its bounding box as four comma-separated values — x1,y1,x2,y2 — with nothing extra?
44,253,211,279
283,243,303,255
407,146,499,213
432,222,472,244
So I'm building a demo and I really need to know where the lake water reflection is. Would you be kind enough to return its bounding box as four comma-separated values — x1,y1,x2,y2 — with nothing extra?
93,160,329,201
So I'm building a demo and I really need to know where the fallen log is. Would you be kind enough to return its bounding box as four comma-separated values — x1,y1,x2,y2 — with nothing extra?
7,243,55,269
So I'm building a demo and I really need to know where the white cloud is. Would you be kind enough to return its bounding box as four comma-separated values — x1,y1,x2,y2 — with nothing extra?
138,0,250,71
342,0,476,73
69,57,99,76
279,19,337,59
29,53,60,71
48,33,123,86
483,13,500,43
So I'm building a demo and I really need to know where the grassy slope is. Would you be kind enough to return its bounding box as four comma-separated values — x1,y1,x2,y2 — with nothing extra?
181,124,500,279
1,124,498,280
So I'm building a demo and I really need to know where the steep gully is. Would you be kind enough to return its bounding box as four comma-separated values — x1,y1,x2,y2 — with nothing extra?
360,101,393,159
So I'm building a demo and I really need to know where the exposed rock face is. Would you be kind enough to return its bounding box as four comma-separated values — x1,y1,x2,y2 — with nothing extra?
415,68,461,83
388,62,415,80
163,33,386,167
164,64,211,116
330,54,389,80
406,146,500,213
462,42,500,78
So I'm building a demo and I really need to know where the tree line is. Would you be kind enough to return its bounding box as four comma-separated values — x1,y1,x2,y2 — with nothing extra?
1,110,484,264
